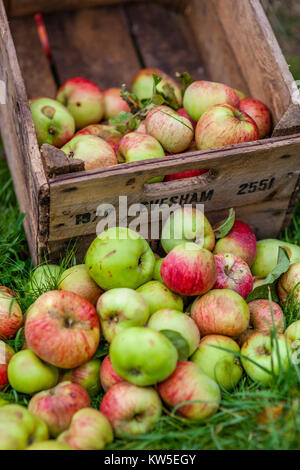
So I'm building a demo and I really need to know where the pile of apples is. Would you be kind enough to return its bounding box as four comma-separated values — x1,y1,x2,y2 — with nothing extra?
0,208,300,450
30,68,272,177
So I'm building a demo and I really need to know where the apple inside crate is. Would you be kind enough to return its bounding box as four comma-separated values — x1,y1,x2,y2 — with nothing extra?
0,0,299,264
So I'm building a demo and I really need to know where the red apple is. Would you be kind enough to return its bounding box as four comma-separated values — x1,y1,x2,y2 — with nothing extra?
25,290,100,369
60,358,101,396
214,253,253,299
103,88,130,119
75,124,122,153
191,289,250,337
100,355,124,392
214,220,257,267
161,243,217,296
248,299,284,333
196,104,259,150
0,292,23,339
239,98,272,138
164,169,207,182
28,381,90,437
158,361,220,420
0,341,15,389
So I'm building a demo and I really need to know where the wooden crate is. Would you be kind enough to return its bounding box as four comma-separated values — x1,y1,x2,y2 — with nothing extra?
0,0,300,264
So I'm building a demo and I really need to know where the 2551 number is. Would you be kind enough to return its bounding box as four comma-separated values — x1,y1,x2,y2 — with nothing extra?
237,177,275,195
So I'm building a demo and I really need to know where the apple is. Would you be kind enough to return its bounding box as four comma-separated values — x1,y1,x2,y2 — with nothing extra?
278,262,300,306
158,361,220,420
241,332,290,385
252,240,300,277
60,358,101,396
0,404,48,450
145,105,194,154
30,97,75,147
85,227,155,290
103,87,130,119
100,355,124,391
285,320,300,347
191,335,243,390
239,98,272,138
131,68,182,105
148,309,200,358
134,120,147,134
61,134,118,171
164,169,207,182
248,299,284,333
136,281,183,316
8,350,59,395
29,264,61,295
58,408,113,450
236,328,256,347
110,326,178,386
0,286,15,297
25,290,100,369
183,80,240,121
96,288,150,342
56,77,104,129
28,381,90,437
214,220,257,267
0,341,14,390
196,104,259,151
161,242,217,296
0,292,23,339
58,264,103,306
75,123,122,153
100,382,162,437
161,207,215,253
152,256,164,283
191,289,250,336
26,441,72,450
177,108,197,128
234,89,247,100
214,253,253,299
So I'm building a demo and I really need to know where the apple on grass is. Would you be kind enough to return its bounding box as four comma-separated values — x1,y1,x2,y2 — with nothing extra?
214,220,257,267
183,80,240,121
277,262,300,306
191,289,250,337
131,68,182,106
136,281,183,317
0,404,48,450
285,320,300,344
214,253,253,299
29,264,61,295
0,341,14,390
96,288,150,342
30,97,75,147
27,441,72,450
100,382,162,438
161,242,217,296
158,361,220,420
25,290,100,369
110,326,178,386
103,87,130,119
195,104,259,151
0,292,23,339
248,299,284,333
8,350,59,395
145,105,194,154
191,335,243,391
241,332,290,386
239,98,272,138
252,239,300,277
58,408,113,450
161,207,215,253
28,381,90,438
60,358,101,396
100,355,124,391
148,309,200,358
58,264,103,306
85,227,155,291
61,134,118,171
56,77,104,129
75,123,122,153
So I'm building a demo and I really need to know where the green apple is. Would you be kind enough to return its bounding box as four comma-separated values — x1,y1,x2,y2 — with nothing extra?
58,264,103,306
131,68,182,105
29,264,61,295
136,281,183,316
110,326,178,386
241,332,290,385
252,239,300,277
191,335,243,390
85,227,155,290
60,359,101,396
152,257,164,283
148,309,200,358
96,288,150,342
161,207,215,254
27,440,72,450
0,404,48,450
8,350,59,394
285,320,300,344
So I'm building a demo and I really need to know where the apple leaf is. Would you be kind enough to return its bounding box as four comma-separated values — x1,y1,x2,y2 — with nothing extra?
246,247,291,303
213,208,235,239
176,72,195,95
161,330,190,361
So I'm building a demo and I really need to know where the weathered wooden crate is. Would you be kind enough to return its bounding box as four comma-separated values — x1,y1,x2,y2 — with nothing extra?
0,0,300,264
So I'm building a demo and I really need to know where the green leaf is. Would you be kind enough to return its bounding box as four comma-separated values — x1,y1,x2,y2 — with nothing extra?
214,208,235,239
246,247,291,302
176,72,195,95
161,330,190,361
